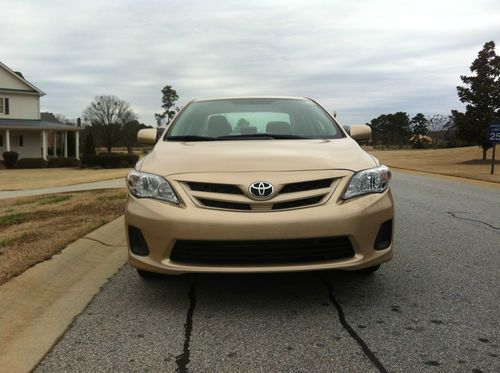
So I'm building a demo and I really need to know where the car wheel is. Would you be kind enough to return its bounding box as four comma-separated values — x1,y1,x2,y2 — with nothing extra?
136,269,161,279
355,265,380,274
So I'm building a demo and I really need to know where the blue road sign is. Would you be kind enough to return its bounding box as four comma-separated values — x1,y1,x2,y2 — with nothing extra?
489,122,500,143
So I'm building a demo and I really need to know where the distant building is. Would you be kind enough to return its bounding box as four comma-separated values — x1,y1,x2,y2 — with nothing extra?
0,61,82,159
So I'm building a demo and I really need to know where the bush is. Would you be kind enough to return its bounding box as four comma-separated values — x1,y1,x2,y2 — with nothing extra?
16,158,48,169
81,153,139,168
48,157,81,168
2,151,19,169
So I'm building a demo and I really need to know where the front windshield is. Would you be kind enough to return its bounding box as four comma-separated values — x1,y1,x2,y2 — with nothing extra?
165,98,344,140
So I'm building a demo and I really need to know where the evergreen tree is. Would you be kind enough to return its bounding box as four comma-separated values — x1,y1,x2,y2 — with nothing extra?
155,85,179,127
454,41,500,159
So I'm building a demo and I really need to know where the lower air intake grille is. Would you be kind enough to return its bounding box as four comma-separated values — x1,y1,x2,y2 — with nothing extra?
197,198,251,210
170,236,354,265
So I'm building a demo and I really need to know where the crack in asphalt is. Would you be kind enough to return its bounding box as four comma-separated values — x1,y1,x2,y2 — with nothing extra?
321,277,388,373
447,211,499,230
175,277,197,373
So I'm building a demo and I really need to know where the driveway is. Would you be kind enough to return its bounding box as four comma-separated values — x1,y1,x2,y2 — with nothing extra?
0,178,125,199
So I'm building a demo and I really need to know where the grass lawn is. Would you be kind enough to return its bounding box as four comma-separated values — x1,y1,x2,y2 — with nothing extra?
367,146,500,183
0,189,127,285
0,168,130,191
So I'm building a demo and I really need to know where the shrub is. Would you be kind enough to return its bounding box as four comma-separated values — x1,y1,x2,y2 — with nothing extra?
2,151,19,169
16,158,48,169
81,153,139,168
83,131,96,155
48,157,81,168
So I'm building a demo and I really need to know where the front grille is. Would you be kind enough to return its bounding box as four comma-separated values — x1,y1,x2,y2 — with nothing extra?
187,182,242,195
272,195,325,210
183,175,339,212
170,236,355,265
197,198,251,211
280,178,334,193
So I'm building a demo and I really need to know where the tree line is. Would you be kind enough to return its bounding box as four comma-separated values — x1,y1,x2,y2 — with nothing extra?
366,41,499,158
80,85,179,155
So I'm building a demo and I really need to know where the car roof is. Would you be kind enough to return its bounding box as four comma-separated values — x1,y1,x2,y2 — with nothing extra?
192,96,311,103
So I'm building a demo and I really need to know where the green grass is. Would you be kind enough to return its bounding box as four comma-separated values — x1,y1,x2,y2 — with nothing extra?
0,213,27,226
38,195,73,205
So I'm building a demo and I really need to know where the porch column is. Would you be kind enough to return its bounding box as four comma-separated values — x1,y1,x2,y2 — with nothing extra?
75,131,80,160
64,131,68,157
5,129,10,151
53,132,57,157
42,130,47,160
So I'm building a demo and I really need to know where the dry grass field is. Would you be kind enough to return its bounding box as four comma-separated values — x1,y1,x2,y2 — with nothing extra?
0,168,129,191
0,189,127,285
367,146,499,183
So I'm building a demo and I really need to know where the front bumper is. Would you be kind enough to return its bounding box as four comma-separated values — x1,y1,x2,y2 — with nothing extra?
124,174,394,274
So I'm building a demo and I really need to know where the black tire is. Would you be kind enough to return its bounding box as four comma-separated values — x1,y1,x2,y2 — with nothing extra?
354,265,380,274
136,269,161,279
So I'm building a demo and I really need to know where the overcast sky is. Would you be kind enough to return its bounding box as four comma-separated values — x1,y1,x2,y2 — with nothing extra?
1,0,499,126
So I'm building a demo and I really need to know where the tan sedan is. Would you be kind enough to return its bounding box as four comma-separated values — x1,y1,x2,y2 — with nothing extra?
125,97,394,278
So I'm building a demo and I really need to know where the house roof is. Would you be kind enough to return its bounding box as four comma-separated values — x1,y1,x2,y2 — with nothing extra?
0,61,45,96
0,119,83,131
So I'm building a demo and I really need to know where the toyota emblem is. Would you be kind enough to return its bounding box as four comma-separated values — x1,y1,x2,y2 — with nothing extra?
248,181,275,199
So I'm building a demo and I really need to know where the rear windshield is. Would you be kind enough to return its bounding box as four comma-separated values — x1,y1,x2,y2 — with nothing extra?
165,98,344,141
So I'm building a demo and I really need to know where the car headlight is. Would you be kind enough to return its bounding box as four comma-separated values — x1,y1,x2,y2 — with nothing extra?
343,165,391,200
127,170,179,204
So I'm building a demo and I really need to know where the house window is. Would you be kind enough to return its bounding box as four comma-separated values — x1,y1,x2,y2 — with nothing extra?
0,98,9,115
0,135,3,147
12,135,23,147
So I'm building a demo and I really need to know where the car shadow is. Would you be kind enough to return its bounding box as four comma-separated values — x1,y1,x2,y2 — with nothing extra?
141,269,388,310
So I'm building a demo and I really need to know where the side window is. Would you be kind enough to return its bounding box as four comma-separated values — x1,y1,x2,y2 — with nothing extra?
0,98,4,114
19,135,24,147
0,135,3,146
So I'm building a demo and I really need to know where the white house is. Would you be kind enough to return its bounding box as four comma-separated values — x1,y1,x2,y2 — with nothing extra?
0,61,82,160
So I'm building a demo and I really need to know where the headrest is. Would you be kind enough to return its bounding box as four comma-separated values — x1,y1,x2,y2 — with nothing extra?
266,121,291,135
207,115,232,137
241,126,257,135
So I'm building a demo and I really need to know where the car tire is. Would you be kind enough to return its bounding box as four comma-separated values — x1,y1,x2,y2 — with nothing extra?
136,269,161,279
354,265,380,274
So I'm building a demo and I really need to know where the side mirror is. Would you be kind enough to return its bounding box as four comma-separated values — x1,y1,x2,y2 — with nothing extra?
349,125,372,142
137,129,157,145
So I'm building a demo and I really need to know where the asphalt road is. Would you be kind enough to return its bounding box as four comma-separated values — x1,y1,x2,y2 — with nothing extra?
36,172,499,373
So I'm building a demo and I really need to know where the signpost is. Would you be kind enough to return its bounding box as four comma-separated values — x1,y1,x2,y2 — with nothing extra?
488,122,500,174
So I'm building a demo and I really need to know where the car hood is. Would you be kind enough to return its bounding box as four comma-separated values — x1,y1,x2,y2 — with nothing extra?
138,138,377,175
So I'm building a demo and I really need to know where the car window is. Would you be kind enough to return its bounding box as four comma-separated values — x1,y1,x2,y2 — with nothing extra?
166,98,343,140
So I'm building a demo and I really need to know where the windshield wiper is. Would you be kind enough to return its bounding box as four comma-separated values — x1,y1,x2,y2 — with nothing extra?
218,134,312,140
166,135,216,141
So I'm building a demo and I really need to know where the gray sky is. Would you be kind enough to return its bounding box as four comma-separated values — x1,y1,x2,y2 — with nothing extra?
1,0,499,126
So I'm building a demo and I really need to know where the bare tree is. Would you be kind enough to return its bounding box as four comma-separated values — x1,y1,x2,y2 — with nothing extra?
84,95,137,152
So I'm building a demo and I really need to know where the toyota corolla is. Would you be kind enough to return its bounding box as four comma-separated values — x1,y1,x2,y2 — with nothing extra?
125,97,394,278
